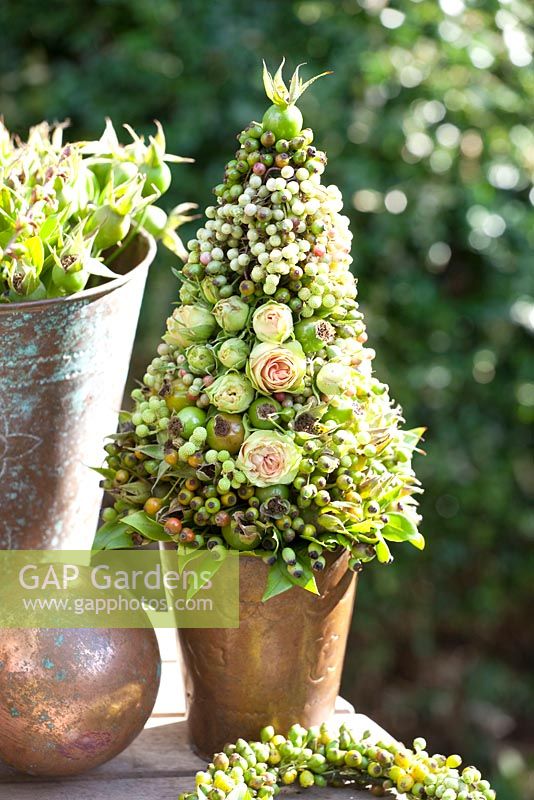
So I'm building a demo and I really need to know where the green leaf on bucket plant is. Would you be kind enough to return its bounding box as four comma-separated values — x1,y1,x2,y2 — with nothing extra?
382,512,425,549
93,521,135,551
118,511,171,541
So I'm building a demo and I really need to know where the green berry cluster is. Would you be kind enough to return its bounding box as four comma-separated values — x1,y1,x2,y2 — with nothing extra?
98,63,424,592
179,721,495,800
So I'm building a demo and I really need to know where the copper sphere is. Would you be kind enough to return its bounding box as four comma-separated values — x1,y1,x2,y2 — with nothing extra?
0,628,160,776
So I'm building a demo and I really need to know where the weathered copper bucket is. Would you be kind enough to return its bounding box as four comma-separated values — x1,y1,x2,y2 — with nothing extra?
0,234,156,550
178,551,357,755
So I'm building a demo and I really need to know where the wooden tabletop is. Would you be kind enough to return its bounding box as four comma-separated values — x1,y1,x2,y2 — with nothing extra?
0,632,391,799
0,712,391,800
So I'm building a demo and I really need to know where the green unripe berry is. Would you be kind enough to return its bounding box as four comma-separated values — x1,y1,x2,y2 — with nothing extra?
281,767,297,785
205,497,221,514
368,761,382,778
212,752,230,771
217,477,231,494
307,753,326,772
299,770,315,788
282,547,296,566
345,749,363,768
102,507,118,522
287,562,304,579
260,725,275,743
311,555,326,571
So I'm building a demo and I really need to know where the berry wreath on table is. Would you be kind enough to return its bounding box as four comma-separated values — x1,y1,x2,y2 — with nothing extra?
181,720,496,800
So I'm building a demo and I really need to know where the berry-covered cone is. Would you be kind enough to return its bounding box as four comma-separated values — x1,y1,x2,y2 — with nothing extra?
97,62,425,598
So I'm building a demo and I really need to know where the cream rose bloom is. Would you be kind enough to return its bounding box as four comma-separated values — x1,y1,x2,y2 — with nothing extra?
164,305,216,349
252,301,294,343
206,373,255,413
236,431,302,487
247,341,306,395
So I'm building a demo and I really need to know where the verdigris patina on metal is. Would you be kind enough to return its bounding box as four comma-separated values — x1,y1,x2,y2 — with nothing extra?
0,234,156,549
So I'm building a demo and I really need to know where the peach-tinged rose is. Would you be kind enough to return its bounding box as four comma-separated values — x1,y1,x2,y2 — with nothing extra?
247,341,306,395
236,431,302,487
252,302,294,343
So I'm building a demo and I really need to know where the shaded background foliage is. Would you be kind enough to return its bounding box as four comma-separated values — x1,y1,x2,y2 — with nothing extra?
1,0,532,795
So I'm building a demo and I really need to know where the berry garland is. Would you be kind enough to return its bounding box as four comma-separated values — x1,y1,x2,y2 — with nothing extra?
179,721,496,800
97,62,425,596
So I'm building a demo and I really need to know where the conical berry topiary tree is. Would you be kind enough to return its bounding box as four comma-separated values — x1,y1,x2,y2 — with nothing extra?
98,62,425,598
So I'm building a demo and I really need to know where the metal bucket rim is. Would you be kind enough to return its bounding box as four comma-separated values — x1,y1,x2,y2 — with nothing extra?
0,231,157,313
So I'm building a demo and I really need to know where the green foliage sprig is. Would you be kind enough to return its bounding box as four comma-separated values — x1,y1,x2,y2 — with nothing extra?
0,119,194,301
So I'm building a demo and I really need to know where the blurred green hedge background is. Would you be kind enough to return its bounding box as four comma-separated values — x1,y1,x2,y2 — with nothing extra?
1,0,532,795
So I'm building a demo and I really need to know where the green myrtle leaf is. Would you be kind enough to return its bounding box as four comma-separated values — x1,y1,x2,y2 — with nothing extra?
168,462,198,479
155,460,171,483
176,547,204,573
318,513,348,534
186,556,225,600
353,531,379,544
117,480,151,502
92,521,134,551
300,531,329,549
327,500,363,520
379,485,403,506
39,215,60,242
134,444,165,459
348,520,378,534
262,560,294,601
92,466,116,479
382,512,425,549
26,236,44,269
118,511,171,541
174,549,228,600
409,532,425,550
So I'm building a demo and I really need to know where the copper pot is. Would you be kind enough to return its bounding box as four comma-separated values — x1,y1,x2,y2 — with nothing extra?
0,627,161,776
0,234,156,550
178,552,357,756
